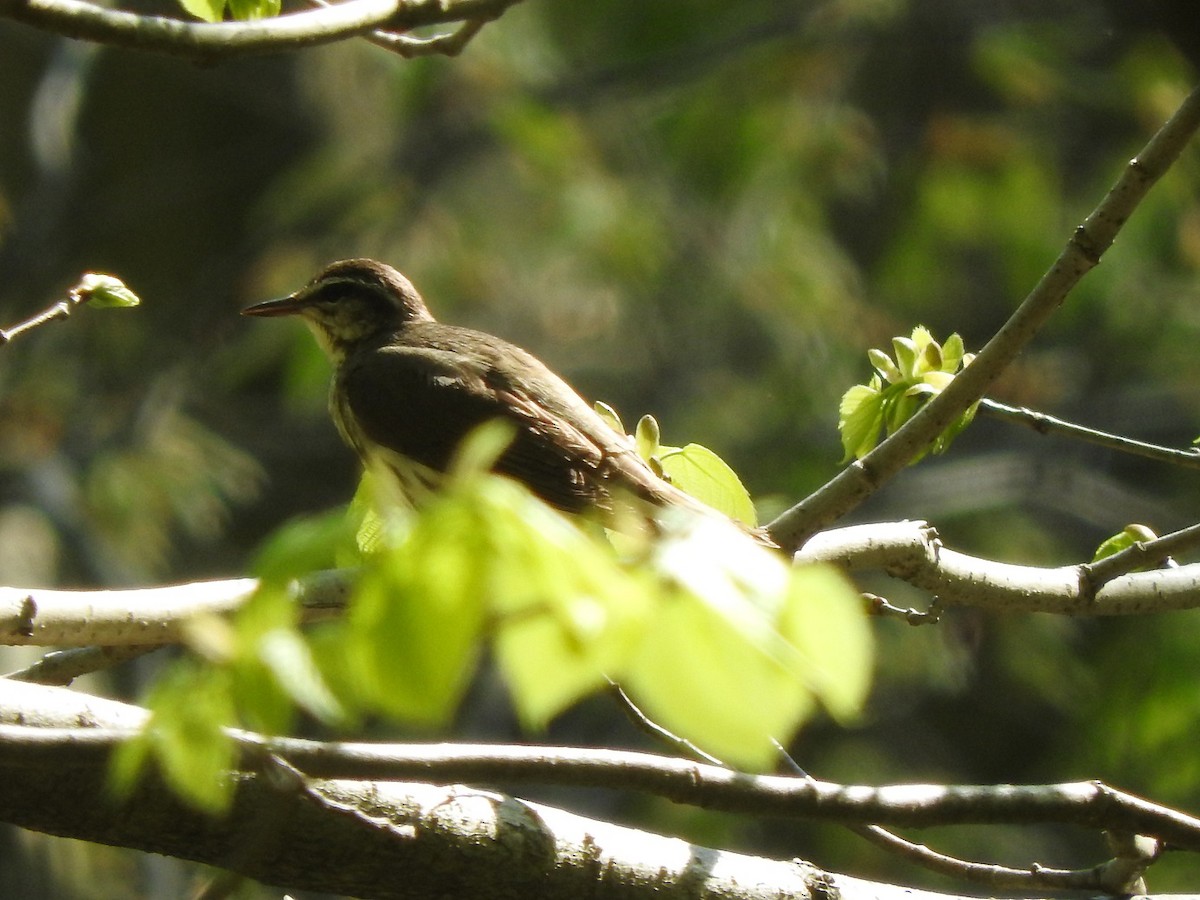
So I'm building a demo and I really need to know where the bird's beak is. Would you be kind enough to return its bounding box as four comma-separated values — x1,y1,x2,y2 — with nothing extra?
241,293,306,318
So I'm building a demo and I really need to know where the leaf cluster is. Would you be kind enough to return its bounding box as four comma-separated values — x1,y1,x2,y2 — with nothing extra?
117,425,871,811
838,327,978,462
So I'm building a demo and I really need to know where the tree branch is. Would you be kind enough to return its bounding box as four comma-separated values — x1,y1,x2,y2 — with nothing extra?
0,682,1192,896
797,520,1200,615
0,571,348,646
766,81,1200,553
0,0,522,61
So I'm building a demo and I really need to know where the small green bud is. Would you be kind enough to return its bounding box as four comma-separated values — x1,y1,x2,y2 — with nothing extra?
74,273,141,309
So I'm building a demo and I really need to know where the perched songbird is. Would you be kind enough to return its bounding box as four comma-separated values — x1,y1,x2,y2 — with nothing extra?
243,258,752,531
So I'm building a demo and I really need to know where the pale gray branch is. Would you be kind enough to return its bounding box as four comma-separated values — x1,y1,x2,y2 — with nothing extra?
0,571,348,646
0,682,1195,896
0,0,521,61
798,520,1200,615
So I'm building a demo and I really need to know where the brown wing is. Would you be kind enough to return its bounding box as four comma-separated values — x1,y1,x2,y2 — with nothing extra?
341,340,610,512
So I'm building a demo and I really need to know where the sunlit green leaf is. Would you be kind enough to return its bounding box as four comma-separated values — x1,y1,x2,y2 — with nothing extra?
658,443,757,526
257,628,345,723
75,273,141,309
1093,524,1158,563
780,565,873,720
175,0,224,23
635,414,662,462
594,401,625,435
623,587,814,770
838,383,883,460
868,348,902,383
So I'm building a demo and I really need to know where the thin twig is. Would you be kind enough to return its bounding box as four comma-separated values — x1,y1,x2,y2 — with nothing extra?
371,17,486,56
4,645,161,685
863,593,940,625
606,679,725,766
980,398,1200,469
767,81,1200,553
307,0,492,57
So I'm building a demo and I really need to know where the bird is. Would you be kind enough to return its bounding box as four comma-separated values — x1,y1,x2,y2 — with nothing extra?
242,258,763,538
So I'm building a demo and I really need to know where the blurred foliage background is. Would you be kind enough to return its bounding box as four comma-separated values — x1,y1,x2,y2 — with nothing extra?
3,0,1200,895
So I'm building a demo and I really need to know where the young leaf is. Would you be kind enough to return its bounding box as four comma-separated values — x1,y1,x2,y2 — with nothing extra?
1093,524,1158,563
74,273,140,309
658,444,757,526
594,401,625,435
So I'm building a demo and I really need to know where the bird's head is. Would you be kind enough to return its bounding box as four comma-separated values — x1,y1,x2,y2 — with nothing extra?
242,258,434,361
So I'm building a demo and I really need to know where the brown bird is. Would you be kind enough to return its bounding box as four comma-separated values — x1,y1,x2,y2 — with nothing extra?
243,258,753,532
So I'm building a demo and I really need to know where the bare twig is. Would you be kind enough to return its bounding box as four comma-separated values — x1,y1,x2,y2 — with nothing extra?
980,398,1200,469
606,679,725,767
4,645,161,684
370,16,487,56
863,593,940,625
767,82,1200,553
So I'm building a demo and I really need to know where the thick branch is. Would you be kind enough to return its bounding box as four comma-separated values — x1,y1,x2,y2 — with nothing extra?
798,520,1200,615
767,81,1200,552
0,571,347,646
3,683,1200,853
0,0,521,60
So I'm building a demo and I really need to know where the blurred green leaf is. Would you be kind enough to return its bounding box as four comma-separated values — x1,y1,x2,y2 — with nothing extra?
623,518,871,769
112,663,237,813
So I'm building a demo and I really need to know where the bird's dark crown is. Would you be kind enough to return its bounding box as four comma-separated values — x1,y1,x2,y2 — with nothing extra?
247,258,434,360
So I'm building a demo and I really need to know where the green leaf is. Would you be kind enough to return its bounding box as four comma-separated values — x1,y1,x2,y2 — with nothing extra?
838,383,884,461
868,348,902,383
620,519,874,769
74,273,140,309
113,663,237,812
175,0,225,23
257,627,345,723
1093,524,1158,562
494,533,651,728
635,414,662,462
780,565,873,720
226,0,279,18
622,587,813,770
594,401,626,435
892,336,918,377
942,333,965,371
250,508,359,586
658,443,757,526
